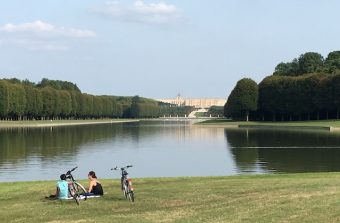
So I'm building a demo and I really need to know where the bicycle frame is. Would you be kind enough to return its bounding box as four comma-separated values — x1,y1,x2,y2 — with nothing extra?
111,165,135,202
64,166,87,204
65,167,78,193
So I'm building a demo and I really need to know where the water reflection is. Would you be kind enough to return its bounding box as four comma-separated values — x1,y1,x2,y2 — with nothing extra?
225,128,340,173
4,121,340,182
0,124,122,163
0,121,194,165
0,121,232,181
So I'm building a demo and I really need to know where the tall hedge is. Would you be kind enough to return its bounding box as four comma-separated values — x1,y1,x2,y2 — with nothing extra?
0,78,191,120
224,78,258,121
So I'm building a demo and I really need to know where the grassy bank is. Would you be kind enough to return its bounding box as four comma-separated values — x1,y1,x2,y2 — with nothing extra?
0,119,139,128
2,173,340,222
196,119,340,130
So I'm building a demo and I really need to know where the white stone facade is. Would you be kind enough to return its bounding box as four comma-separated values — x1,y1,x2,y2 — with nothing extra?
157,95,226,108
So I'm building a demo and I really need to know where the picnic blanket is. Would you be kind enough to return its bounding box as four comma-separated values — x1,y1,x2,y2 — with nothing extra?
65,195,101,200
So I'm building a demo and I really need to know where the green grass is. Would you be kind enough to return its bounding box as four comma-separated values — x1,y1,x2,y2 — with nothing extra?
194,112,207,118
0,119,137,128
2,173,340,222
197,119,340,128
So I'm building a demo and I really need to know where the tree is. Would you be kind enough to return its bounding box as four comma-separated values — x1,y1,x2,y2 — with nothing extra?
224,78,258,121
79,94,94,118
56,90,72,118
258,76,290,121
69,91,81,118
0,77,199,120
324,51,340,74
41,87,57,119
38,78,81,92
331,74,340,118
24,85,42,119
207,106,224,117
0,80,9,117
298,52,324,74
8,83,26,120
130,96,140,118
273,59,299,76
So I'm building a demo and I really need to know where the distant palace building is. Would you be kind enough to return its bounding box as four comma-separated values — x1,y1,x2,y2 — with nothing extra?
156,95,227,109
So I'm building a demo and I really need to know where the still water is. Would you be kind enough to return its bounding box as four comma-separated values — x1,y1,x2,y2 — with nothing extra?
1,120,340,182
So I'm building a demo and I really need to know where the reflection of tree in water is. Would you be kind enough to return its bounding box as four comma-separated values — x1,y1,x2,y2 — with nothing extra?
224,129,259,172
0,124,125,165
225,128,340,173
0,121,197,167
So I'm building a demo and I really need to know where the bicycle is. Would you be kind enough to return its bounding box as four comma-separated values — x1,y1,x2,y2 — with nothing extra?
65,166,87,205
111,165,135,202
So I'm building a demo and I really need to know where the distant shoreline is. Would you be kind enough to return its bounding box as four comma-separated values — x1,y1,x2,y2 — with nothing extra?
195,119,340,131
0,119,139,128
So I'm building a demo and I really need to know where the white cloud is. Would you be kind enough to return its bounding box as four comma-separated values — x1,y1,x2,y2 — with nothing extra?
0,20,96,51
93,1,186,25
0,20,96,38
5,39,68,51
134,1,177,14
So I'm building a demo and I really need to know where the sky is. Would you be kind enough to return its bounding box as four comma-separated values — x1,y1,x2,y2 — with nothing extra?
1,0,340,99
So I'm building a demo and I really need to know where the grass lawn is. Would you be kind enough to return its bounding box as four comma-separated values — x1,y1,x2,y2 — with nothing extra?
2,173,340,222
197,119,340,129
0,119,137,128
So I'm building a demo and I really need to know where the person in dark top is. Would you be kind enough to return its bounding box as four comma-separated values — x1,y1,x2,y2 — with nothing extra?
86,171,103,196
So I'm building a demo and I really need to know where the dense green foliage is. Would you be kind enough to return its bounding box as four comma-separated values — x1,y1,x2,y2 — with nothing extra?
226,50,340,121
224,78,258,121
258,74,340,121
159,104,195,117
0,78,194,120
207,106,224,117
273,51,340,76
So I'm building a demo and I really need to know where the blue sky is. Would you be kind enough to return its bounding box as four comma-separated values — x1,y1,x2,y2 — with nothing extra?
1,0,340,99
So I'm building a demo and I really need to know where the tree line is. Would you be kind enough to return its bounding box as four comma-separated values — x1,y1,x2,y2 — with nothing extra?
0,78,194,120
225,50,340,121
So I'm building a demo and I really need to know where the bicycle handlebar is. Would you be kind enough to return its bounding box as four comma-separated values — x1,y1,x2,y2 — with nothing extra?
66,166,78,174
71,166,78,172
111,165,133,171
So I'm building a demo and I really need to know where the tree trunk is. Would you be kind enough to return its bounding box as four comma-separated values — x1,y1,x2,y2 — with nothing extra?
246,111,249,122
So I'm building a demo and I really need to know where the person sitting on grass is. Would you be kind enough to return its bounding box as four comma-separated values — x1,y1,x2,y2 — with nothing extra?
47,174,68,199
83,171,103,196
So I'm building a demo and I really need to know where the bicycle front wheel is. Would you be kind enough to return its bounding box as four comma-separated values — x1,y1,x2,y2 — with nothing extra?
123,184,128,199
68,184,80,205
128,191,134,202
74,182,87,195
